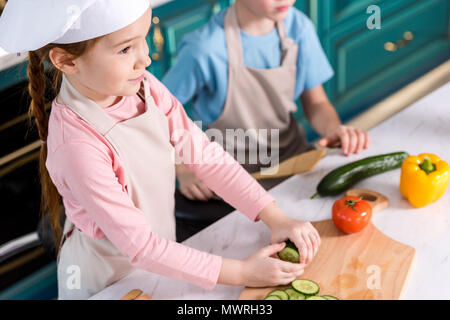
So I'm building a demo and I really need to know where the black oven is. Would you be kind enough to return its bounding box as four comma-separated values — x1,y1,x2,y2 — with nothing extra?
0,65,57,292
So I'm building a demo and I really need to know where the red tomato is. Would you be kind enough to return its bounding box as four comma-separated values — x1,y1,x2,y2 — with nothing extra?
332,196,373,234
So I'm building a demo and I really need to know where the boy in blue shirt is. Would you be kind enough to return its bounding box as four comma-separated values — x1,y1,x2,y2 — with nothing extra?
163,0,369,200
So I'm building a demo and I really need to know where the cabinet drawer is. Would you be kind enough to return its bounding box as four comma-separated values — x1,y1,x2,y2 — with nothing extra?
318,0,418,30
331,0,449,96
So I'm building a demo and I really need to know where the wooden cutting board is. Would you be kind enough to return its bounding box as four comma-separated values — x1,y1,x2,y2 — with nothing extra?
238,189,417,300
120,289,152,300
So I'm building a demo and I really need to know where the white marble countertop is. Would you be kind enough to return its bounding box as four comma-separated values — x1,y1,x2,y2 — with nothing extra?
91,81,450,300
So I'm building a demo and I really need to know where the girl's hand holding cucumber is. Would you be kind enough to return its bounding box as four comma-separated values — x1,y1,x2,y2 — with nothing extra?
218,243,306,287
218,202,315,288
258,202,321,266
237,243,306,287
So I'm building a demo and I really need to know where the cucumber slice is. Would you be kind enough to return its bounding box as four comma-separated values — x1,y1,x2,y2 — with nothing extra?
266,289,289,300
285,288,306,300
306,296,327,300
292,279,320,296
321,295,339,300
264,295,281,300
277,240,300,263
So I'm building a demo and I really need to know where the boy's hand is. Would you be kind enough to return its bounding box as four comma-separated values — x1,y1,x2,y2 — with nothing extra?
317,125,369,157
176,164,215,201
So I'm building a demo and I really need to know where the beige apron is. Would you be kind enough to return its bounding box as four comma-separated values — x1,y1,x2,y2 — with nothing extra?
207,4,312,190
56,74,176,299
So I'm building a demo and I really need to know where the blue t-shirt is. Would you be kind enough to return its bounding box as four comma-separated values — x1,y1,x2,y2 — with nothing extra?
162,7,334,127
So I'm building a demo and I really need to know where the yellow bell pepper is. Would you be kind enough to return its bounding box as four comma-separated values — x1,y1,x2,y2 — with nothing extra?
400,153,450,208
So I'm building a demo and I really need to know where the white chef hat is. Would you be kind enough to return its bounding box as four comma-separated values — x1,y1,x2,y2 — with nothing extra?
0,0,151,54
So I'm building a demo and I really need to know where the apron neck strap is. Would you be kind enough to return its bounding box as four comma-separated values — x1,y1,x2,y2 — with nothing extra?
58,75,118,135
276,19,286,40
224,4,287,66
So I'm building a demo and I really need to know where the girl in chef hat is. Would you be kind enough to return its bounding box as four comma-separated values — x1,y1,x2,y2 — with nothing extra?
0,0,320,299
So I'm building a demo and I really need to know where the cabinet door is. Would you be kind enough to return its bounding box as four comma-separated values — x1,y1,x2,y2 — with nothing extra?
326,0,450,123
318,0,421,32
147,0,227,79
316,0,426,96
325,0,382,29
294,0,309,14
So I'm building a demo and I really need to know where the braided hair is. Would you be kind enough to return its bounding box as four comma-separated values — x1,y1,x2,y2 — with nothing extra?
26,39,99,250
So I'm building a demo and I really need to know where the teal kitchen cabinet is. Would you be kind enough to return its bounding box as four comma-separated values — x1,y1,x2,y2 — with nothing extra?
147,0,232,79
296,0,450,140
317,0,450,125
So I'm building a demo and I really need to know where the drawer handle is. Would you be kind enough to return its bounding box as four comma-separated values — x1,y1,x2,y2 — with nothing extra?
384,31,414,52
151,16,164,61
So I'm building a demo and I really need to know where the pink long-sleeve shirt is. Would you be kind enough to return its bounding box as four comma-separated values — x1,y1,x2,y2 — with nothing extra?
46,71,275,290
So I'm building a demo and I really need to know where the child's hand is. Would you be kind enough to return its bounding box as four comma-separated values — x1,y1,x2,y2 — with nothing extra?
240,243,306,287
176,164,215,201
317,125,369,156
258,203,321,266
270,217,320,266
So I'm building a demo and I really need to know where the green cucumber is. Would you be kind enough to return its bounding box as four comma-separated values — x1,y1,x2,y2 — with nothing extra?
292,279,320,296
277,240,300,263
264,295,281,300
306,296,327,300
321,295,339,300
285,288,306,300
312,152,409,198
266,289,289,300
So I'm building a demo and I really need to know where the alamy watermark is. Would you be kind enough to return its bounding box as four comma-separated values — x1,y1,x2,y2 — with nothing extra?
366,264,382,290
66,265,81,290
171,121,281,175
367,5,381,30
